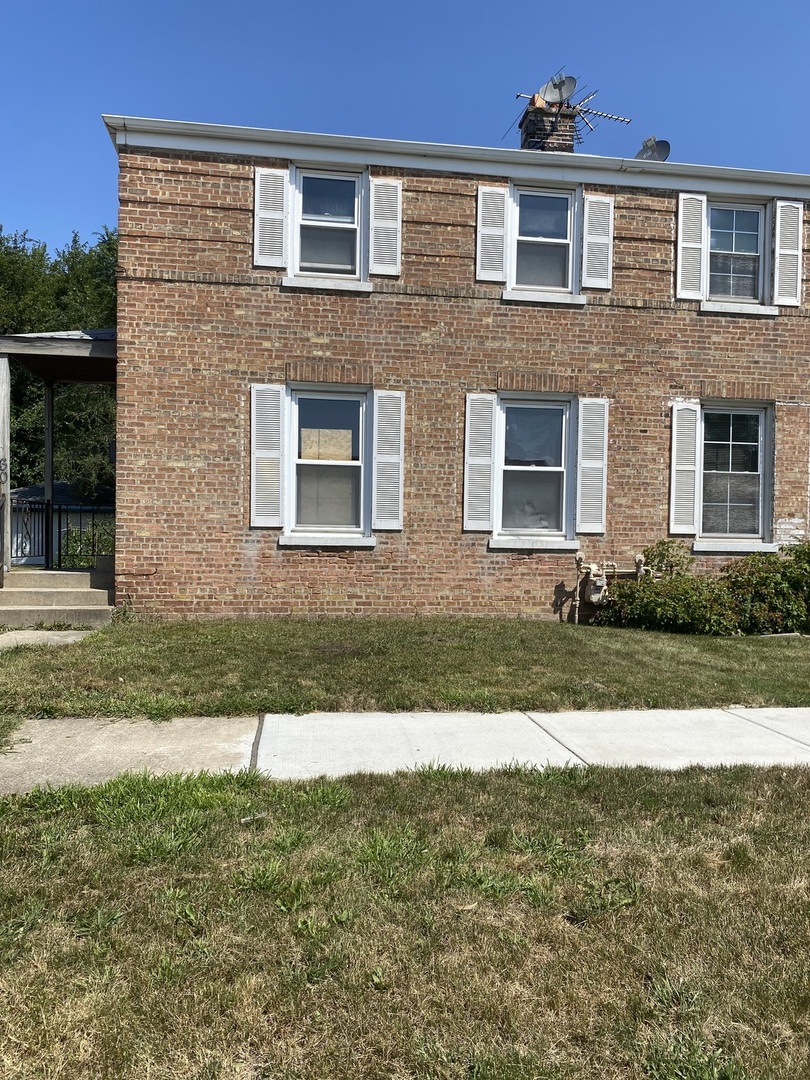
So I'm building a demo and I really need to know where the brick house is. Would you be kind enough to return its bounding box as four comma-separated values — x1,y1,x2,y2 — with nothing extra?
98,105,810,617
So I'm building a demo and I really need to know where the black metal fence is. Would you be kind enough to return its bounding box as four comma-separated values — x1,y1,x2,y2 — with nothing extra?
10,499,115,569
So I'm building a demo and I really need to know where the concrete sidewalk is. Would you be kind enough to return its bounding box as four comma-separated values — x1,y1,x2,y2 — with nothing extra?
3,707,810,793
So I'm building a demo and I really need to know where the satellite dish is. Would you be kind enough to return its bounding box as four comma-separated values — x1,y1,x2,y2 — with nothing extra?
635,136,670,162
539,74,577,104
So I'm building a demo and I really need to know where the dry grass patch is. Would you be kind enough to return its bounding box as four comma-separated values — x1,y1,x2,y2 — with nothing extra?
1,765,809,1077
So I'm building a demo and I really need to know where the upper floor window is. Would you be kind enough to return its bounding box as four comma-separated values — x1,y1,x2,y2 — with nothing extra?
254,167,402,289
677,194,802,311
476,185,614,304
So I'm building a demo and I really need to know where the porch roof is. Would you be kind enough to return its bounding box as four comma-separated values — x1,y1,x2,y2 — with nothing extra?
0,330,117,384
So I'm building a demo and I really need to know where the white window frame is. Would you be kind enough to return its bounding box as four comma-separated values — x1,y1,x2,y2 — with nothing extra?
670,400,777,552
677,194,803,313
494,397,574,540
250,383,405,546
508,188,577,296
706,202,767,306
292,169,365,282
464,393,609,549
288,388,369,538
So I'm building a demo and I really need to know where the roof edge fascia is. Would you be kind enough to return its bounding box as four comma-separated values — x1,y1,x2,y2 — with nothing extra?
102,115,810,198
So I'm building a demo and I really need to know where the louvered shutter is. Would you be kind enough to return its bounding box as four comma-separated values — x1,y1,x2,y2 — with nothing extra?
575,398,609,533
677,193,706,300
369,179,402,276
372,390,405,530
463,394,497,531
476,187,508,283
773,200,803,306
670,402,700,534
251,384,284,527
254,168,288,268
581,196,614,289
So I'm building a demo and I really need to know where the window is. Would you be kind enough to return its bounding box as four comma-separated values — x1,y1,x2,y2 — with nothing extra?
677,194,802,309
464,394,609,548
251,384,405,544
476,185,614,302
670,402,774,550
254,168,402,287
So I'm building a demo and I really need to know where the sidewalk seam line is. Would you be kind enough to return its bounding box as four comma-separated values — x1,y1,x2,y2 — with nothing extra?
249,713,265,772
523,712,590,766
722,708,810,751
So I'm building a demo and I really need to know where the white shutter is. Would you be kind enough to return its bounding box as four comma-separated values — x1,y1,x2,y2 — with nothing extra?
476,187,508,283
773,200,803,306
576,398,609,533
677,193,706,300
372,390,405,530
369,179,402,276
670,402,700,534
581,195,614,289
251,384,284,527
254,168,288,268
463,394,497,531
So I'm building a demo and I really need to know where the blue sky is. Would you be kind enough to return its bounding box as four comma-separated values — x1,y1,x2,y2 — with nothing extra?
2,0,809,253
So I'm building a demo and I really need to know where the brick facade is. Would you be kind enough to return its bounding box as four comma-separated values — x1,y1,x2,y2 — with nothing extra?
108,118,810,617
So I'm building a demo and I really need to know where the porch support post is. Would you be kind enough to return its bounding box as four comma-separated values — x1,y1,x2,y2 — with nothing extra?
44,378,54,569
0,355,9,576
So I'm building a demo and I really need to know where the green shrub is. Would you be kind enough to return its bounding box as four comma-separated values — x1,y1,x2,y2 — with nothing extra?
597,574,739,636
641,538,695,576
721,552,808,635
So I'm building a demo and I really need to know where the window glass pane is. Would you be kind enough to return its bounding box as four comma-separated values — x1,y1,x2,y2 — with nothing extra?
515,242,568,288
710,231,734,252
702,473,760,535
731,444,758,472
709,253,758,299
504,407,563,466
710,208,735,232
297,464,361,528
733,230,759,254
734,209,760,235
703,443,730,471
300,226,356,274
298,398,360,461
732,414,759,442
518,195,569,240
302,177,356,222
704,413,731,442
502,472,563,531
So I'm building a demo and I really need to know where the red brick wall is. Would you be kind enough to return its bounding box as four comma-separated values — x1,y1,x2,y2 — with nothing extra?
114,147,810,616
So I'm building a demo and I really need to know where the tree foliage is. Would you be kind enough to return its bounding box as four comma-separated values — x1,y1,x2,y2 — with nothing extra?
0,227,117,497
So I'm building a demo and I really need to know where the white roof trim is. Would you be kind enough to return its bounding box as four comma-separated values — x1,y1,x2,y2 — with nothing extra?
102,115,810,198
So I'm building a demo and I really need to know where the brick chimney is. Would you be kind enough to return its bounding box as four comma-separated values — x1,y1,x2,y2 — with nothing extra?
519,93,577,153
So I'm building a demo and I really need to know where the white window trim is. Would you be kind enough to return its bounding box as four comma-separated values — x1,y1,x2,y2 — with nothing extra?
464,393,608,546
250,383,405,545
678,194,801,311
290,167,366,283
670,400,774,549
506,186,584,301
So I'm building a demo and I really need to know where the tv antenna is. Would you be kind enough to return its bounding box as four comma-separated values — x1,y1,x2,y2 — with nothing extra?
634,135,671,162
513,71,632,148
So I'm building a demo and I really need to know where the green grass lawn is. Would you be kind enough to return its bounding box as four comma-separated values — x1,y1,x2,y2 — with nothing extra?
1,617,810,741
1,764,808,1079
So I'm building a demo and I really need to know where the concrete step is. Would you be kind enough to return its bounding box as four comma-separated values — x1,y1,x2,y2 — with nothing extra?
6,570,96,588
0,606,112,629
0,588,111,607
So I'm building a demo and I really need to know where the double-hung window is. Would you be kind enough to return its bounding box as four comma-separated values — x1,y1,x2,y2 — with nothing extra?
254,167,402,287
677,194,802,309
251,384,405,545
464,394,609,548
670,402,774,550
476,184,614,302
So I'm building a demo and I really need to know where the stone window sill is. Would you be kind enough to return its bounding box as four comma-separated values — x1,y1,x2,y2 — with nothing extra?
278,534,377,548
488,536,582,551
699,301,777,317
692,540,779,554
281,276,373,294
502,289,587,306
